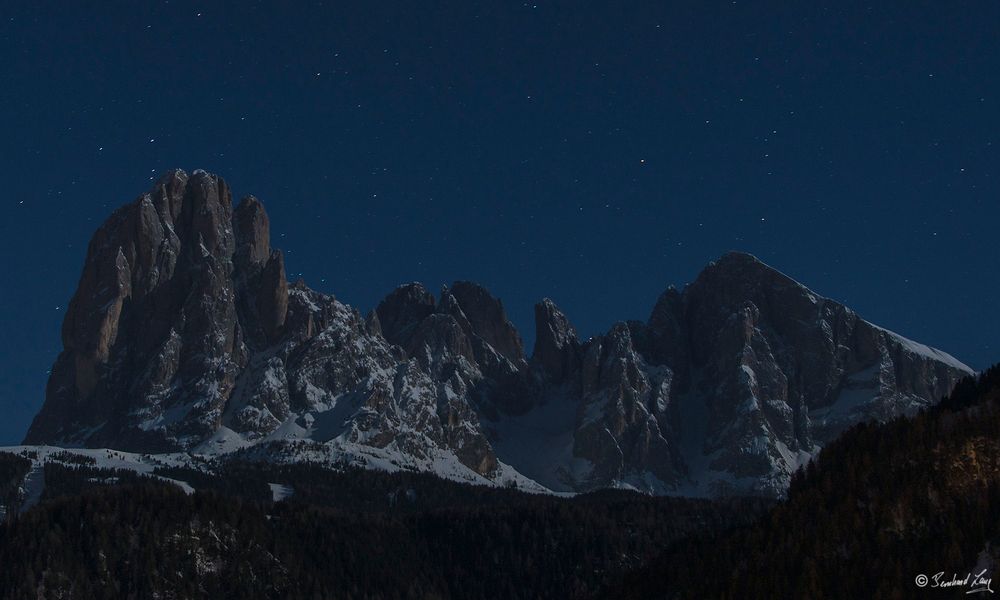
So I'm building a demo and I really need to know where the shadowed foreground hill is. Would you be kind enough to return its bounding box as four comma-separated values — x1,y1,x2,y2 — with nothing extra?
610,365,1000,599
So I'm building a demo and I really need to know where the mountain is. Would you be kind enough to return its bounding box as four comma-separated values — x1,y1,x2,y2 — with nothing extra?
24,169,973,497
611,365,1000,599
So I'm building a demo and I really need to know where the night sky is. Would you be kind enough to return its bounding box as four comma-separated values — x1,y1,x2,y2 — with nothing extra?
1,2,998,444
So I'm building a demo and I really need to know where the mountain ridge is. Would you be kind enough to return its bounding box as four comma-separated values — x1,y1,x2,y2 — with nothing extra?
24,169,973,497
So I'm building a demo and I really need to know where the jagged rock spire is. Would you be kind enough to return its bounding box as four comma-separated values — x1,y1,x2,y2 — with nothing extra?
531,298,581,383
26,170,286,449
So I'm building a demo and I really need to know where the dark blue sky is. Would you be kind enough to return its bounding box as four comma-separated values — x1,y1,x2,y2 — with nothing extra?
1,1,998,444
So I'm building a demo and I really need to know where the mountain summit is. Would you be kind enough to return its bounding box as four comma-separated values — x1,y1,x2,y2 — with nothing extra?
25,170,973,496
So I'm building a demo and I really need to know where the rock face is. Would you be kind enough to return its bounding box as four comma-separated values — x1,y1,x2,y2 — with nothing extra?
25,171,516,483
25,172,975,497
517,252,972,496
29,170,251,451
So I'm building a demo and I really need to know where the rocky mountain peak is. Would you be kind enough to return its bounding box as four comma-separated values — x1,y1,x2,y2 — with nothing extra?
687,252,810,312
179,169,235,261
531,298,581,383
375,282,437,346
447,281,525,364
25,174,975,498
27,170,279,449
234,195,271,267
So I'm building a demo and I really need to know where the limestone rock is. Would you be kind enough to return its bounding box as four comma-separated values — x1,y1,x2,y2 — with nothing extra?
25,174,974,497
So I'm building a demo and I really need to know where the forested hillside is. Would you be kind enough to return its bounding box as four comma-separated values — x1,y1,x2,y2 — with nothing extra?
0,462,766,599
0,452,30,521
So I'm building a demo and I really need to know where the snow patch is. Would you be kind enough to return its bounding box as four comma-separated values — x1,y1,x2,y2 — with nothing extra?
868,322,974,373
268,483,294,502
487,392,591,493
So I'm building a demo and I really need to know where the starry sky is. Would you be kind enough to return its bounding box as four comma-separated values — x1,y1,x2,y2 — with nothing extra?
1,1,998,444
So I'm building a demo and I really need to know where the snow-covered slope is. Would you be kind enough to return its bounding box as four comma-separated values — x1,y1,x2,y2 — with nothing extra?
0,443,548,507
0,446,197,506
